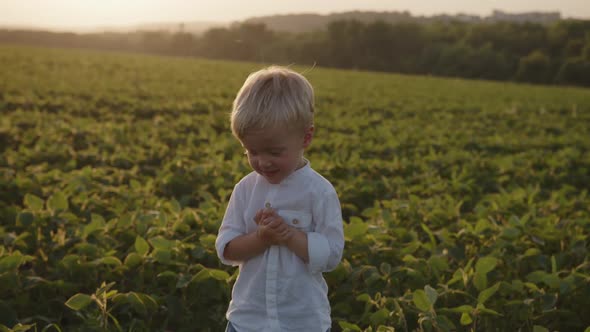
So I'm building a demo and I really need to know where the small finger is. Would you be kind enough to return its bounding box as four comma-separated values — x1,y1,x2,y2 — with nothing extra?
260,213,273,225
280,228,290,237
254,210,263,224
262,208,275,219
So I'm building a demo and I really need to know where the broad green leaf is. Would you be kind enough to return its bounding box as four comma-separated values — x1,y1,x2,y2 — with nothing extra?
82,216,105,239
150,236,174,250
135,236,150,256
344,217,368,241
356,293,371,302
527,271,560,288
117,213,133,228
127,292,147,316
47,192,68,213
413,289,431,311
475,256,498,274
400,242,421,255
152,249,172,263
476,303,502,316
460,312,473,325
523,248,541,257
425,285,438,306
526,271,547,283
167,199,181,214
130,179,142,190
93,256,122,266
541,293,558,311
338,321,362,331
95,281,116,296
192,269,212,283
124,253,143,268
435,315,456,332
369,308,390,326
176,274,193,288
16,212,34,227
478,282,500,304
65,293,93,311
446,305,473,313
474,218,492,233
420,223,436,247
137,293,158,311
191,268,229,283
24,194,44,211
474,270,488,291
199,234,216,248
501,227,521,240
0,254,33,272
92,213,105,224
208,269,230,281
428,255,449,275
111,293,128,305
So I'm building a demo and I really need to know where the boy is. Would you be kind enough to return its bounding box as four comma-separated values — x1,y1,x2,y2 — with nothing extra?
215,66,344,332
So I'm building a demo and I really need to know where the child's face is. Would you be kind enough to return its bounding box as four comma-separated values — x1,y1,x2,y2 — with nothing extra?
240,126,313,184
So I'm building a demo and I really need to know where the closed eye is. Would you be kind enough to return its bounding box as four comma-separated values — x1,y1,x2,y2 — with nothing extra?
244,149,259,156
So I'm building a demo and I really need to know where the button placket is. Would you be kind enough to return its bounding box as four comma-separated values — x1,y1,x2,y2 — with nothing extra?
263,184,280,330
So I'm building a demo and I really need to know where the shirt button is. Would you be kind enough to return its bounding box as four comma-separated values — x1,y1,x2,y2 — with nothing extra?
292,219,299,225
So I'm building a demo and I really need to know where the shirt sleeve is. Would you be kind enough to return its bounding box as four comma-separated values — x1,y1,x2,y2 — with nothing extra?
307,189,344,274
215,182,247,266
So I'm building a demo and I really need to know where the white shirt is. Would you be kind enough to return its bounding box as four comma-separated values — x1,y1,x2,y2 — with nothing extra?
215,161,344,332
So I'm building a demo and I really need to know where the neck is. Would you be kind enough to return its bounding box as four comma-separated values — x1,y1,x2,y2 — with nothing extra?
296,157,307,170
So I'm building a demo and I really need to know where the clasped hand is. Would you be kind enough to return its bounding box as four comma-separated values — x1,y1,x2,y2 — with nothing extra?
254,208,293,246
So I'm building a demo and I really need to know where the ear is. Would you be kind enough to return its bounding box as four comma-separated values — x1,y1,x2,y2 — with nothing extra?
302,125,314,149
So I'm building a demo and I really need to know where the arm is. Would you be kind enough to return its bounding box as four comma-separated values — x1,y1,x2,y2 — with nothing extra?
285,227,309,263
257,197,342,268
216,181,254,266
223,231,270,262
258,209,309,263
224,208,295,262
306,190,345,273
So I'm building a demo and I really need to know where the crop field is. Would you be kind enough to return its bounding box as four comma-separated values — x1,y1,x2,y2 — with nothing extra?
1,45,589,331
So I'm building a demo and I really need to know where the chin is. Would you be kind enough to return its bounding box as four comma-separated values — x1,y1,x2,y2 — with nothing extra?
265,176,283,184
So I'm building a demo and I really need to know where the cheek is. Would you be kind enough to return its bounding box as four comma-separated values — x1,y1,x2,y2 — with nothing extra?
280,155,297,168
247,156,257,168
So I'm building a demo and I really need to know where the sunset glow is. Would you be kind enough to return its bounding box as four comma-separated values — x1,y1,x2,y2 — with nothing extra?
1,0,588,30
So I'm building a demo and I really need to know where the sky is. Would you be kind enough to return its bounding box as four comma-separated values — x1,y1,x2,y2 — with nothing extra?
1,0,588,30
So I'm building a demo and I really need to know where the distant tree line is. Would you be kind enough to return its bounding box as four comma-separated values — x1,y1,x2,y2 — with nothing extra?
2,19,590,86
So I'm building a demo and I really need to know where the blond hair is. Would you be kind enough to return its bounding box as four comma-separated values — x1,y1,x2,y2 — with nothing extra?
231,66,314,139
